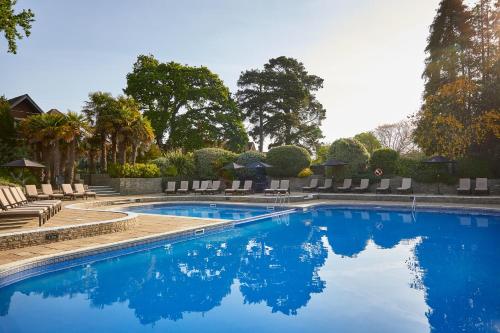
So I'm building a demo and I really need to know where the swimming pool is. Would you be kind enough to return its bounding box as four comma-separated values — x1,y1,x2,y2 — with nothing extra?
124,203,279,220
0,205,499,333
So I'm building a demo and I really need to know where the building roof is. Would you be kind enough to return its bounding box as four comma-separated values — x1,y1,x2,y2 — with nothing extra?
47,108,64,116
7,94,44,114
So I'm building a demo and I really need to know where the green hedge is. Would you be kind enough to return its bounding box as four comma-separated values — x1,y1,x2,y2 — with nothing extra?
266,145,311,177
328,138,369,177
152,151,195,178
194,148,237,179
370,148,399,175
108,163,160,178
236,150,266,177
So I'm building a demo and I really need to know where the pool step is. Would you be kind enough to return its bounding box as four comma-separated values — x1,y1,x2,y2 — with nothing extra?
87,185,120,197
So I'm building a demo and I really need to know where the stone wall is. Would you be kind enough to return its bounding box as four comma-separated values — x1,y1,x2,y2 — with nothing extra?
0,217,137,251
117,178,163,195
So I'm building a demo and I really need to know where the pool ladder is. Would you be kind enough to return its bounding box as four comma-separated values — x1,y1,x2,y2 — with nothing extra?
274,192,290,208
411,196,417,222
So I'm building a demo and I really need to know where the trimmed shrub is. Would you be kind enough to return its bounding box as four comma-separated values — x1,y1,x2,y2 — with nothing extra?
108,163,160,178
328,138,369,176
152,151,195,178
194,148,237,179
297,168,313,178
236,150,266,178
370,148,400,175
266,145,311,177
456,158,494,178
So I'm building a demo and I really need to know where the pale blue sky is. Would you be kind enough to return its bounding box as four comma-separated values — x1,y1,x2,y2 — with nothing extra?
1,0,441,142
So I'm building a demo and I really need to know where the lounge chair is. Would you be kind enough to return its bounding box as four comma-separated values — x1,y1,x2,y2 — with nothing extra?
456,178,471,195
317,179,333,192
9,187,60,217
62,184,84,200
206,180,222,194
224,180,240,195
177,181,189,194
264,180,279,196
41,184,64,200
0,189,48,226
74,183,96,199
376,179,391,193
195,180,211,194
396,178,413,194
277,180,290,194
302,178,319,192
337,179,352,192
353,179,369,193
2,188,51,216
164,181,176,195
191,180,200,192
474,178,489,195
25,185,50,200
236,180,253,195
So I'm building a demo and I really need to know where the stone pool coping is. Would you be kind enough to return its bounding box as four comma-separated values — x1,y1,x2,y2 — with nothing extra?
1,197,498,287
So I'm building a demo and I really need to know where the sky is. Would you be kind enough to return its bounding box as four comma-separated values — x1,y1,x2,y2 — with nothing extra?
1,0,442,143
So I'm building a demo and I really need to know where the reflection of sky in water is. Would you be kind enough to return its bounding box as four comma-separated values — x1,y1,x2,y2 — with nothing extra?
125,203,275,220
0,208,498,333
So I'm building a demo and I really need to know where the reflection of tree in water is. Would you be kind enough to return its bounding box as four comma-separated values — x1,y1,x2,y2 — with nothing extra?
237,216,328,315
0,209,498,332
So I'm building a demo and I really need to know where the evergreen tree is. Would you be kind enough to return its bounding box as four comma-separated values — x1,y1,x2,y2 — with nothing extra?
237,56,326,151
422,0,473,98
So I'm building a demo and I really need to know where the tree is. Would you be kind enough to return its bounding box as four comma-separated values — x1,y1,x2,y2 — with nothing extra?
353,132,381,155
0,96,24,164
124,54,247,151
422,0,473,98
328,138,369,175
0,0,34,54
61,112,88,184
237,56,326,151
414,78,493,158
374,120,417,154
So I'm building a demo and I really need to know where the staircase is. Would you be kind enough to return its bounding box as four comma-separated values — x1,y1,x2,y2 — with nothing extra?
87,185,120,197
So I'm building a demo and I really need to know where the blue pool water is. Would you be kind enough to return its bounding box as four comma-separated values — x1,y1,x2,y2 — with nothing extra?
0,206,499,333
124,203,277,220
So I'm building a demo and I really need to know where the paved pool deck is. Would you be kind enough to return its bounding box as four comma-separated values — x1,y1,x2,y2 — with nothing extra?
1,193,498,274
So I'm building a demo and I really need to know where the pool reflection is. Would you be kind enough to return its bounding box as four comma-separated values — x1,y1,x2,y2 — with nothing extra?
0,207,498,333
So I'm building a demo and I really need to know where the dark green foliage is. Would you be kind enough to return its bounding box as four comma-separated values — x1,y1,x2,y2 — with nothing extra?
152,151,195,178
125,55,248,151
266,145,311,177
328,138,369,176
236,150,266,177
194,148,237,179
237,56,325,151
456,158,495,178
370,148,400,175
107,163,160,178
0,0,35,53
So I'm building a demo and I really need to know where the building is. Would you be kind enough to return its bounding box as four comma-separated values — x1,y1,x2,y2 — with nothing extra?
7,94,44,122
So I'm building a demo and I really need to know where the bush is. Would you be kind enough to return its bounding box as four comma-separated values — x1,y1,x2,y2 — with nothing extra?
396,157,456,184
456,157,494,178
108,163,160,178
236,150,266,178
297,168,313,178
194,148,237,179
152,151,195,178
328,138,369,176
370,148,400,175
266,145,311,177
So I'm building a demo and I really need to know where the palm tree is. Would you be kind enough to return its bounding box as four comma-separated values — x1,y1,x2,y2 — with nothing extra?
130,115,155,164
19,113,67,183
61,112,88,183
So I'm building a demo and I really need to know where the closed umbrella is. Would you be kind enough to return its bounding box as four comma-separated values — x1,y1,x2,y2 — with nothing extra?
246,161,272,169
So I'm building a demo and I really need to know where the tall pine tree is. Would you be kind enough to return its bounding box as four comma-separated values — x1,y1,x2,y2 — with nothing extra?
422,0,473,98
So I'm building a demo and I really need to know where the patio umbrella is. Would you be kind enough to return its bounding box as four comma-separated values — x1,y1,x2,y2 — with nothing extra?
221,162,244,170
423,155,454,194
1,158,46,185
245,161,272,169
322,159,347,167
1,158,46,168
